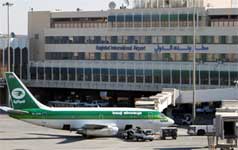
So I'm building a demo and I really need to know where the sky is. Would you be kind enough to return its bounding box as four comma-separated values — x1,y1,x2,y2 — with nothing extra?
0,0,124,35
0,0,237,35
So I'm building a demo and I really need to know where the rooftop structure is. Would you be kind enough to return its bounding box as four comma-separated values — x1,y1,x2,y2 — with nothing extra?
131,0,234,9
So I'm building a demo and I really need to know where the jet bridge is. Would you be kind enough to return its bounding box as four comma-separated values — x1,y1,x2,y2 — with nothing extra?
207,112,238,150
179,88,238,104
136,87,238,112
135,89,179,112
209,101,238,149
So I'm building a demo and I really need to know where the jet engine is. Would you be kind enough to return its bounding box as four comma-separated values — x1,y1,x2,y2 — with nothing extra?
77,125,119,137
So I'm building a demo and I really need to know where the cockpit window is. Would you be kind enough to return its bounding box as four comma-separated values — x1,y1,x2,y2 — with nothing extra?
160,113,166,118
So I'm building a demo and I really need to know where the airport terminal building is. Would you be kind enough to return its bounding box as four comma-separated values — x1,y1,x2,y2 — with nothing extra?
1,0,238,105
28,0,238,91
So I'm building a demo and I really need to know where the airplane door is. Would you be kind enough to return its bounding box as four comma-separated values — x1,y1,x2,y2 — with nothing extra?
148,112,153,119
148,112,155,128
41,112,47,126
99,113,104,119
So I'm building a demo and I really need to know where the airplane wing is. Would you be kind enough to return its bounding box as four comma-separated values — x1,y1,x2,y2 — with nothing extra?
0,106,13,112
0,106,28,115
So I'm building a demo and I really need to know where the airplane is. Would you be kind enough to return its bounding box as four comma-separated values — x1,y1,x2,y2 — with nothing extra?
0,72,174,137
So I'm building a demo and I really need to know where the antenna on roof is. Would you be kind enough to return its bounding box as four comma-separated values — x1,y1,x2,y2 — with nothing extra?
55,9,62,12
109,1,116,9
207,3,212,8
124,0,129,6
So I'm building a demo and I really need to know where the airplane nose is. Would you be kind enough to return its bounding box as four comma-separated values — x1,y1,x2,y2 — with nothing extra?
167,117,175,126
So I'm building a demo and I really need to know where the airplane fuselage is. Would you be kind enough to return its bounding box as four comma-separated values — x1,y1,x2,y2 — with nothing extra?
10,107,173,132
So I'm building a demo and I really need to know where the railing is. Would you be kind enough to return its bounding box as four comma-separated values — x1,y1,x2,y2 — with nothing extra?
24,79,230,92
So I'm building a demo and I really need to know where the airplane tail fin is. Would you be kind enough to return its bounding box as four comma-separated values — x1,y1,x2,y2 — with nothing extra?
5,72,47,110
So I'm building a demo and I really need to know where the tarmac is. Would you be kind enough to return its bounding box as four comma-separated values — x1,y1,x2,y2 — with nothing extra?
0,114,209,150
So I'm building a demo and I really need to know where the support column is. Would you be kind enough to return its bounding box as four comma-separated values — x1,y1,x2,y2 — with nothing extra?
44,63,46,80
0,86,9,107
6,87,10,107
67,66,69,81
170,66,172,85
168,11,171,28
59,66,61,81
228,66,231,87
13,48,15,73
51,63,53,81
218,67,221,87
125,67,128,84
161,69,164,85
83,68,85,81
134,63,136,83
189,67,192,85
2,49,5,70
180,64,182,88
208,70,211,87
0,88,4,105
198,65,201,88
36,63,39,81
20,49,22,79
75,65,77,81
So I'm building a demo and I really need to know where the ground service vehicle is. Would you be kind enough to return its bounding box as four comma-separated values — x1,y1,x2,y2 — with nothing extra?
187,125,214,136
122,128,154,141
160,127,177,140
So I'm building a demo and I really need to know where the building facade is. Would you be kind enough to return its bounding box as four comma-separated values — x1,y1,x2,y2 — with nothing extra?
27,0,238,92
0,35,28,79
0,35,28,105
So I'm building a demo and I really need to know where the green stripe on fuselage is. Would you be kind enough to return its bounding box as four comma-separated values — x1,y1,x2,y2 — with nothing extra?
9,109,167,121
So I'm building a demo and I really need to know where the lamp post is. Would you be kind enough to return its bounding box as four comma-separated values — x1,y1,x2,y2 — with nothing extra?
3,2,13,107
3,2,14,72
192,0,197,124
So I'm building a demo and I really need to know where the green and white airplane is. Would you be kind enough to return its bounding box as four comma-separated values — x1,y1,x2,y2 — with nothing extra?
0,72,174,137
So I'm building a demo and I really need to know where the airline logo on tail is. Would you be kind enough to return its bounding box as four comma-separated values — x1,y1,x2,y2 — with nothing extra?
11,88,26,104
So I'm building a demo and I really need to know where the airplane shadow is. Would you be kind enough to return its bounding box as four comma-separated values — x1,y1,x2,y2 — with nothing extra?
154,146,208,150
29,133,86,144
116,137,154,143
0,133,86,144
0,111,7,114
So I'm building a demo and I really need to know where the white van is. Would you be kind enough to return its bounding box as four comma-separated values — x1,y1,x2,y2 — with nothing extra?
187,125,214,136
